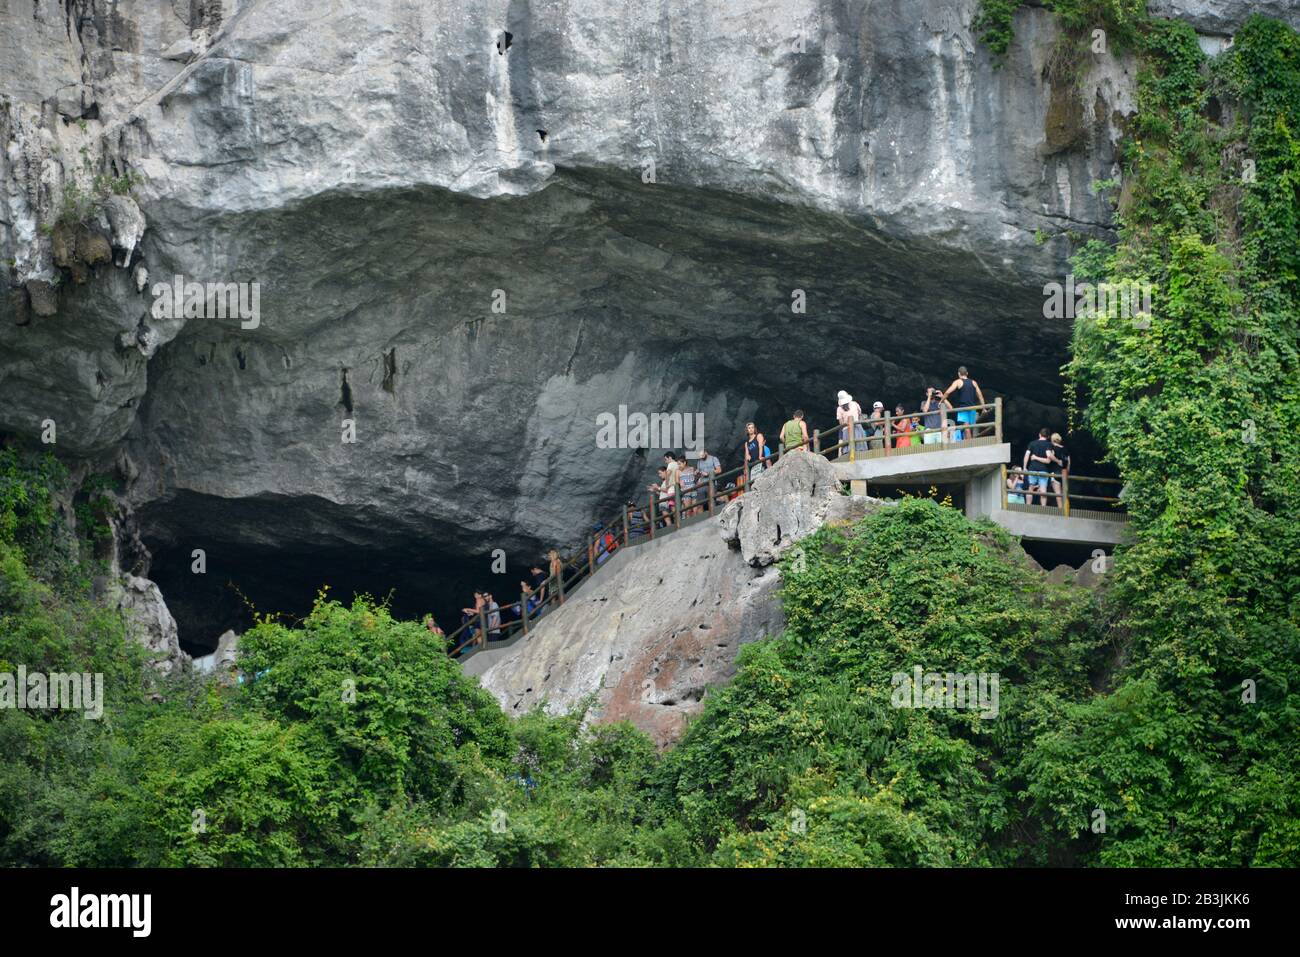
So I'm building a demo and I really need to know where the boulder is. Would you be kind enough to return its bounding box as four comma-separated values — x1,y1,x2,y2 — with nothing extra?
103,195,145,266
24,279,58,317
192,630,240,682
719,452,843,566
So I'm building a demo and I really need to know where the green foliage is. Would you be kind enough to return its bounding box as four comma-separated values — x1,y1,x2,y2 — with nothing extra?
974,1,1024,62
0,455,675,866
655,500,1105,866
238,593,516,827
977,0,1145,66
53,169,141,229
2,10,1296,870
1050,16,1300,865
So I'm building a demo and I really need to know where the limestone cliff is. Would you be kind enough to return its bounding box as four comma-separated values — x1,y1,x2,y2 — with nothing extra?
2,0,1288,648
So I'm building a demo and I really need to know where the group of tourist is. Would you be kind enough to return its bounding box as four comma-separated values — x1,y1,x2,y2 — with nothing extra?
741,366,990,471
645,447,724,528
428,550,568,650
431,364,1078,653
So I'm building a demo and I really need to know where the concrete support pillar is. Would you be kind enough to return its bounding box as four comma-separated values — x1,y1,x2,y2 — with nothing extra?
850,479,867,497
965,469,1000,520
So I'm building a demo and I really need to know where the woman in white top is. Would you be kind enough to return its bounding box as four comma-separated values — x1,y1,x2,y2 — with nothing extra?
836,390,865,456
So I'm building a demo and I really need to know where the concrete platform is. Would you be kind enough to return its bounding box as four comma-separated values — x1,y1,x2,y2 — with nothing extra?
832,441,1011,485
990,504,1127,546
966,468,1129,546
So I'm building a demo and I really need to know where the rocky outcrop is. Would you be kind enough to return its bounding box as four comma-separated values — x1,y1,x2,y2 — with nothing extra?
1149,1,1300,34
472,453,881,746
110,574,187,675
2,2,1126,467
191,629,240,682
719,452,844,566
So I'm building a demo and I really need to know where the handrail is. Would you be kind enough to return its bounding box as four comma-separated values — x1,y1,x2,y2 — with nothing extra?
445,396,1122,661
447,400,1003,655
1003,465,1126,518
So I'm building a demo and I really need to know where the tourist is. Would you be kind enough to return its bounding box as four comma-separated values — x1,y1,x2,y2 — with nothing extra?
696,446,721,480
867,401,886,450
663,452,681,483
942,366,985,441
835,390,864,456
525,563,547,605
678,456,700,515
695,446,722,509
484,592,503,640
518,582,541,618
424,616,445,639
649,466,676,528
1006,470,1027,505
596,525,619,564
920,387,950,445
547,549,564,602
1023,428,1055,506
1049,432,1071,509
781,409,809,453
893,404,914,448
461,591,486,639
743,422,767,478
627,500,649,539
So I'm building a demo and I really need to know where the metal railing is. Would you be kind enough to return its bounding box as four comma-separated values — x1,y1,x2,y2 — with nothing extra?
1001,465,1127,520
802,398,1002,464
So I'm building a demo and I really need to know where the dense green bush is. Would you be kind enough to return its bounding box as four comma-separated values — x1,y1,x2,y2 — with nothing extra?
655,499,1104,866
1051,15,1300,867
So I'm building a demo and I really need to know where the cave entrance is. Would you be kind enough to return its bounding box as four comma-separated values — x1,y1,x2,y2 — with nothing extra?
124,172,1114,654
138,491,550,656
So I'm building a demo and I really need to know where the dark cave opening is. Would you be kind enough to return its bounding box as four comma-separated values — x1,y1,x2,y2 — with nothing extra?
148,535,548,657
142,388,1114,657
137,489,555,656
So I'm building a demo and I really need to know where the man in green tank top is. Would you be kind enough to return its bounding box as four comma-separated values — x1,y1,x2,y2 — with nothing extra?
781,409,809,453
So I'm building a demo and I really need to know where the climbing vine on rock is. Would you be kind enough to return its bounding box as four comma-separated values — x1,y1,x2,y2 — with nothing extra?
1028,12,1299,864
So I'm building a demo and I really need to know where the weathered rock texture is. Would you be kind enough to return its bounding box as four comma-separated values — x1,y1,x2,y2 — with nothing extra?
471,452,881,746
191,629,240,681
1,0,1285,646
109,573,186,675
719,452,843,566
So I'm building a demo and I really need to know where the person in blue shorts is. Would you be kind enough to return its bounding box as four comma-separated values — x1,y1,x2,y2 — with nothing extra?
1023,428,1055,506
942,366,985,441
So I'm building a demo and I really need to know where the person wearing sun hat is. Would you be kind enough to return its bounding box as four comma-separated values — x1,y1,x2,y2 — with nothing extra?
866,400,887,450
835,390,864,457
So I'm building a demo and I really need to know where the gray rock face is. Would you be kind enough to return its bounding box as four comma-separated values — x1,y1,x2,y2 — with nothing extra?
1150,0,1300,34
719,451,843,566
0,0,1279,641
111,574,188,675
472,517,785,748
191,629,240,680
473,453,880,746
